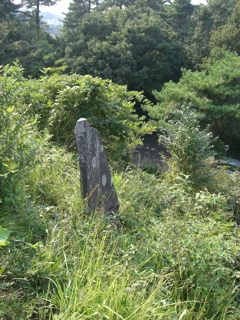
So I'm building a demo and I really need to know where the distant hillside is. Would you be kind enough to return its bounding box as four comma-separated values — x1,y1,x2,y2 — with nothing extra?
41,12,63,23
41,11,63,35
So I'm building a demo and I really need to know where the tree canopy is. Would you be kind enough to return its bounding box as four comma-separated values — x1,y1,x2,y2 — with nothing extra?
1,63,152,165
1,0,240,156
147,52,240,155
59,6,185,94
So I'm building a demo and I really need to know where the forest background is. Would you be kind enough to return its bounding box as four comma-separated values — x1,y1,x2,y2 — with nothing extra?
1,0,240,319
1,0,240,156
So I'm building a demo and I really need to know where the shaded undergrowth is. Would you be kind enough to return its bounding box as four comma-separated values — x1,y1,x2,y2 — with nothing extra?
1,146,240,319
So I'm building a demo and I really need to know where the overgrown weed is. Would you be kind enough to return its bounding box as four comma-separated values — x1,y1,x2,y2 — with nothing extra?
1,149,240,319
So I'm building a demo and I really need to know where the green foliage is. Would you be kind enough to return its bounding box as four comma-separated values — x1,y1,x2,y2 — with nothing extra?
26,145,83,214
1,0,239,85
38,225,172,319
23,0,60,30
212,165,240,224
209,1,240,58
148,52,240,156
0,226,11,246
48,74,152,160
1,1,240,317
117,170,240,319
157,106,216,190
149,214,239,319
0,63,49,207
0,65,153,166
63,0,97,29
0,123,84,318
167,0,194,39
60,6,185,94
2,166,240,319
0,0,61,77
186,0,237,68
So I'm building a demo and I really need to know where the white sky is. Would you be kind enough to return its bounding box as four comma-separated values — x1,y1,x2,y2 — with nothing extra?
15,0,207,16
42,0,207,16
42,0,71,16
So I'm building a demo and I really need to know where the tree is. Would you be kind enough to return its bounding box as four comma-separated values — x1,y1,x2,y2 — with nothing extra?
0,0,20,19
209,0,240,58
96,0,168,12
59,6,185,95
168,0,194,33
63,0,97,29
0,2,29,65
22,0,60,34
147,52,240,156
186,0,237,68
0,0,61,76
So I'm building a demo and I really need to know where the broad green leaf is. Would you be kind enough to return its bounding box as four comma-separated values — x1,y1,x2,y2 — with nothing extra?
0,226,11,246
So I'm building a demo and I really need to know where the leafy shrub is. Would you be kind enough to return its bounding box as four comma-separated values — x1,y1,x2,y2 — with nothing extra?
48,74,153,163
1,63,239,320
159,106,217,191
148,213,240,319
212,165,240,223
147,52,240,156
0,64,48,207
1,160,239,319
0,226,11,246
0,65,153,167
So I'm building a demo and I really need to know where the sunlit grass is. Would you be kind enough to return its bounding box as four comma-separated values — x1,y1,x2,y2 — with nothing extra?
1,147,240,319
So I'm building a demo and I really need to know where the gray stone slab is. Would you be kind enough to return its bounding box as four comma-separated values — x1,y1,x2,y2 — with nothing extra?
228,158,240,167
74,118,119,214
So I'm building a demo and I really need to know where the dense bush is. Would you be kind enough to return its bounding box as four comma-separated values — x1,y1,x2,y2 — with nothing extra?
147,52,240,157
0,64,48,207
1,63,240,320
158,106,217,191
0,64,153,167
2,166,239,319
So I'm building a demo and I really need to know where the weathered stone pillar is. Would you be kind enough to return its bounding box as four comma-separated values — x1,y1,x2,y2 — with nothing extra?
74,118,119,214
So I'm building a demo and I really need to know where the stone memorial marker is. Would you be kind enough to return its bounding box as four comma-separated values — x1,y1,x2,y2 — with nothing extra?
74,118,119,214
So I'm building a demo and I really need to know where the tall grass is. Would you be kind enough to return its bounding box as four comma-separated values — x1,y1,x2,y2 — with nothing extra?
1,146,240,319
1,65,240,319
41,222,170,320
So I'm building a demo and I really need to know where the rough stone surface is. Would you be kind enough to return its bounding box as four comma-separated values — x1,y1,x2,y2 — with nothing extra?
74,118,119,214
